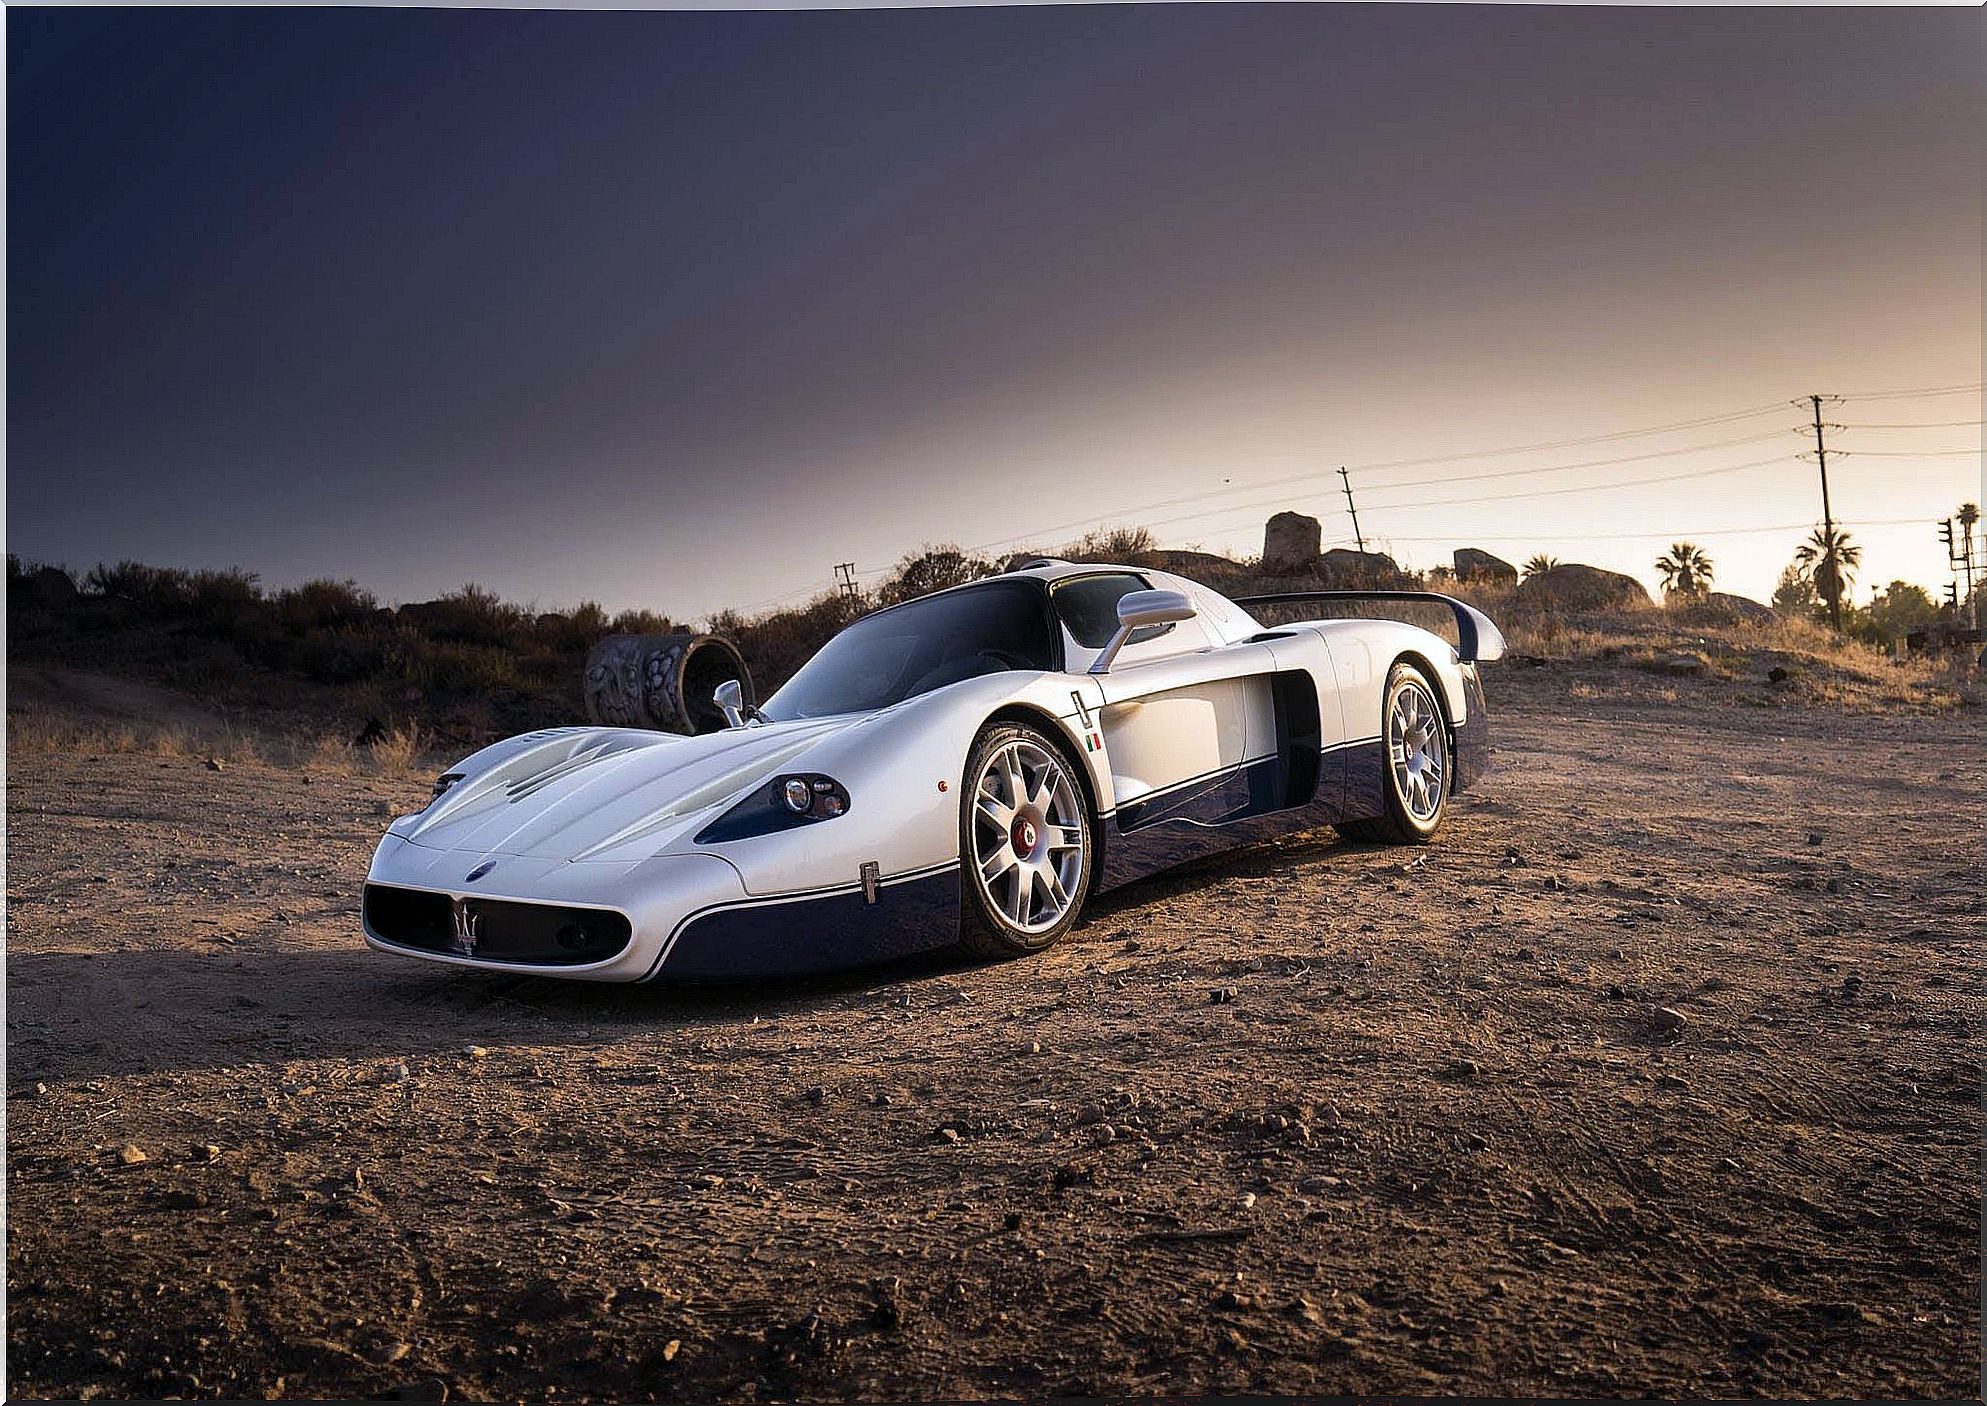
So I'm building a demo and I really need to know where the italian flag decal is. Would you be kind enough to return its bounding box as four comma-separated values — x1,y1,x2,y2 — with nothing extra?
1085,730,1103,752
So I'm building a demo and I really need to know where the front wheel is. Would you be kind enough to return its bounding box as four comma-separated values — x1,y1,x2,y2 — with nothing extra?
1337,660,1451,845
959,722,1094,958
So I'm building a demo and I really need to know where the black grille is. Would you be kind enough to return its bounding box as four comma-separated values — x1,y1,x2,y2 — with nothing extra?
363,884,632,966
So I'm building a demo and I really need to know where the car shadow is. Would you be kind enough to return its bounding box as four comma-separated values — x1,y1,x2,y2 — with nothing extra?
1078,824,1363,923
6,940,989,1084
10,827,1382,1085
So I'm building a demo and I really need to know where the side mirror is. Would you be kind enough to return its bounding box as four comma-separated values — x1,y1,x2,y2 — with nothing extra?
1089,589,1197,674
713,678,748,728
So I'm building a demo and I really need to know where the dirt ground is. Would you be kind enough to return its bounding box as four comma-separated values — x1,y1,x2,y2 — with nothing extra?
6,672,1983,1401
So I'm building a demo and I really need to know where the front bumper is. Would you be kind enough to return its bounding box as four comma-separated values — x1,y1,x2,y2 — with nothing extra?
362,835,963,982
362,836,746,982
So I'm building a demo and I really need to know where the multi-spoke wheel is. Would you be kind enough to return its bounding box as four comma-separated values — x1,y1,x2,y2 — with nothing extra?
1389,673,1447,825
959,722,1093,956
1337,660,1452,845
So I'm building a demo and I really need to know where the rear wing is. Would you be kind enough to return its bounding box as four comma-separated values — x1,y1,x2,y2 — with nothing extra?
1233,590,1506,665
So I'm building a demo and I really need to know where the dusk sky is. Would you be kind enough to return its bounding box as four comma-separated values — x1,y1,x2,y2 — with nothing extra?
9,5,1982,621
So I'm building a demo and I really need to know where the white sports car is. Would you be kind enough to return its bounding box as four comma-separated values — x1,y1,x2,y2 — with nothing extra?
362,560,1502,981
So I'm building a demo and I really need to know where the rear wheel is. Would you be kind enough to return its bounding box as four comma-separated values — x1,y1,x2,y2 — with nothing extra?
959,722,1093,957
1337,661,1451,845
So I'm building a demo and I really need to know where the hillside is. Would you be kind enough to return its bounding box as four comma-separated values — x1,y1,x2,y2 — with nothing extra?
6,537,1976,769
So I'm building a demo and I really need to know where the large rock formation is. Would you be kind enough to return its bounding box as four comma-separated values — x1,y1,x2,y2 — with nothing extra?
1668,590,1778,626
24,566,78,609
1452,547,1518,585
1152,548,1241,576
1317,548,1412,589
1262,512,1321,570
1515,562,1653,611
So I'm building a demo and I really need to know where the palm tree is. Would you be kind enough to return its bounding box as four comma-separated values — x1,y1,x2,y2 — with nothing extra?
1654,542,1714,597
1793,525,1861,624
1521,554,1561,581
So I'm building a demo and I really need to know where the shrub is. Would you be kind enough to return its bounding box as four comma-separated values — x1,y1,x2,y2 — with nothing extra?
876,544,997,606
84,560,194,607
396,583,526,646
274,578,377,633
608,607,674,637
1059,526,1159,564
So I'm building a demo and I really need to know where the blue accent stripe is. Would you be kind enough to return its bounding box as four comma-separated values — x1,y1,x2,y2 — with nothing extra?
1095,737,1382,892
647,862,961,981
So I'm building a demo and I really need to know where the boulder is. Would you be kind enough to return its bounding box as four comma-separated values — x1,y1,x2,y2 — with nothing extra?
1452,548,1518,585
1668,591,1777,626
1153,549,1242,576
1317,549,1412,589
1645,651,1710,678
1516,562,1653,611
395,597,505,645
25,566,78,608
1262,512,1321,570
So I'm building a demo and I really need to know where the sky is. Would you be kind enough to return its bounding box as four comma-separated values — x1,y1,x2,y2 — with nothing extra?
8,4,1983,621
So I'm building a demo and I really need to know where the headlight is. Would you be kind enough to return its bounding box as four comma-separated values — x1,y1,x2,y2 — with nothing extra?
696,774,851,844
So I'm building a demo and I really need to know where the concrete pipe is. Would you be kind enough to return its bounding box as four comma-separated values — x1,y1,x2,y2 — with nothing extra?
583,633,755,735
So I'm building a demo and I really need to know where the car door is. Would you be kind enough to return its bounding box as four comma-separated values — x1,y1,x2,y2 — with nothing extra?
1050,572,1276,811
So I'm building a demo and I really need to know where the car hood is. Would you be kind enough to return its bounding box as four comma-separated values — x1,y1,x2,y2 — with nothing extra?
388,717,864,861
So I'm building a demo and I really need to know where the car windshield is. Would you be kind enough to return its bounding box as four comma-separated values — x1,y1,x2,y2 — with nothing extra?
760,579,1057,721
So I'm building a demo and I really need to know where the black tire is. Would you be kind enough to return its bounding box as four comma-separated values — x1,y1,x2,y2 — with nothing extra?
958,720,1095,958
1336,660,1452,846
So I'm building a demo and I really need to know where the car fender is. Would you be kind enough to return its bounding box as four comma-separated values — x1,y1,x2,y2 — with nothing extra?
1297,619,1471,732
682,670,1105,897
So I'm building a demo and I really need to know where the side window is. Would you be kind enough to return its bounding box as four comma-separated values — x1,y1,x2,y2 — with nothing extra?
1051,572,1212,670
1052,573,1165,649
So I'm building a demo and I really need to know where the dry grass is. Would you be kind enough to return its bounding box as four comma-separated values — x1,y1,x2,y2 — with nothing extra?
6,708,437,777
1518,609,1975,711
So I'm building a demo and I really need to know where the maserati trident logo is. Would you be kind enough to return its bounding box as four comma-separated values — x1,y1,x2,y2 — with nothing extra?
450,898,482,956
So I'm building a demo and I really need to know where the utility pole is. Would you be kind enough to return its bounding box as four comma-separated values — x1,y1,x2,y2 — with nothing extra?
1807,394,1844,631
1962,515,1979,630
1940,519,1959,619
1972,527,1982,630
833,562,860,616
1939,513,1979,628
1338,466,1366,553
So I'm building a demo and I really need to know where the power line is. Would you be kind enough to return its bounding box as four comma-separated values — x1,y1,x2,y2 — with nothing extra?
1342,401,1789,470
726,384,1977,620
1144,454,1795,537
1831,447,1983,458
1362,429,1788,488
989,439,1799,551
974,432,1966,581
1364,455,1796,511
1370,515,1937,544
1835,419,1985,429
952,406,1794,556
1835,381,1985,401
